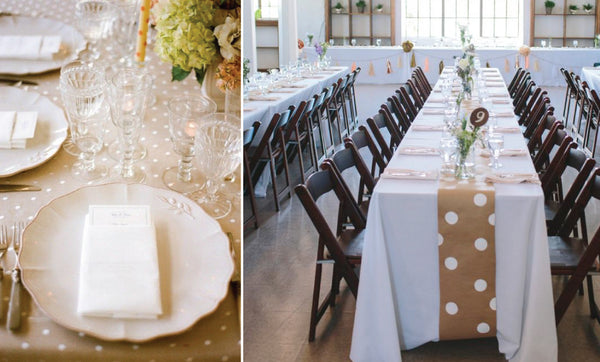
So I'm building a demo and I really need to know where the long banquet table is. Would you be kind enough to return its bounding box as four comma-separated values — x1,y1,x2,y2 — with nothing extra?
0,0,240,360
350,68,557,361
243,66,350,196
304,46,600,87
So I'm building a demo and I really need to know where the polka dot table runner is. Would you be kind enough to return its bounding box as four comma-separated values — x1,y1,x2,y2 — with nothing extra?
437,180,496,340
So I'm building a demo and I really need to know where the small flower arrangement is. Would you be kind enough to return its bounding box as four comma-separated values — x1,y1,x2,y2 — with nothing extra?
306,33,314,46
569,4,578,14
451,109,488,178
315,42,329,60
375,4,384,12
153,0,241,86
334,2,344,13
456,43,476,97
459,24,472,47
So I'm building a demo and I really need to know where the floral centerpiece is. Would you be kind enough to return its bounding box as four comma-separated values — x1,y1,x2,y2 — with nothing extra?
153,0,241,91
451,108,488,179
315,42,329,61
456,43,476,98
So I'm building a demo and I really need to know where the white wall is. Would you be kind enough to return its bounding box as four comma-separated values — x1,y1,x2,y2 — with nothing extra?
296,0,326,44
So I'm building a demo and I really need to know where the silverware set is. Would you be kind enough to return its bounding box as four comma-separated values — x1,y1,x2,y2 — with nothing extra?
0,184,41,193
0,222,24,330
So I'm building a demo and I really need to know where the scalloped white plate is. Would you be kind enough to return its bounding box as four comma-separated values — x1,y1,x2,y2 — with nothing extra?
0,86,68,178
20,183,233,342
0,15,86,74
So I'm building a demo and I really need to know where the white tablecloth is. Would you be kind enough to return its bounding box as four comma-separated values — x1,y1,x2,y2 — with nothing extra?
581,66,600,93
350,69,557,361
244,67,350,196
304,46,600,87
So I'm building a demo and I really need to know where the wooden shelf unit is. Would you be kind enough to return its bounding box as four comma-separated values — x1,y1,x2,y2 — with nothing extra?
530,0,600,47
326,0,395,46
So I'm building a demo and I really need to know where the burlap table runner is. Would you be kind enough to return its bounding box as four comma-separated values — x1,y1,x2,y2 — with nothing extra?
437,179,497,340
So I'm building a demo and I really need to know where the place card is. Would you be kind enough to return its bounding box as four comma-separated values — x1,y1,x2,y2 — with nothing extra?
0,111,37,149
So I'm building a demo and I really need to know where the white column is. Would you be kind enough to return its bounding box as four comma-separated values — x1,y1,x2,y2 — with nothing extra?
278,0,298,66
242,0,257,73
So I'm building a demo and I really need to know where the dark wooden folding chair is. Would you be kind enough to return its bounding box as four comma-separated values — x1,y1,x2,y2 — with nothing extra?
533,123,573,173
345,125,387,178
406,78,426,109
280,100,315,184
582,87,600,158
526,107,555,155
550,168,600,325
414,66,432,94
295,167,365,341
540,143,596,236
243,121,261,229
507,67,525,96
386,95,412,132
367,110,403,163
396,86,420,120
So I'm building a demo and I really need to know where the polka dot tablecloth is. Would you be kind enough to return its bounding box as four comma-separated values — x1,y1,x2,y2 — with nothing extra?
0,1,240,360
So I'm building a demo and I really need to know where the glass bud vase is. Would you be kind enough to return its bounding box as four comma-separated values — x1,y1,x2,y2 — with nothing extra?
455,143,475,179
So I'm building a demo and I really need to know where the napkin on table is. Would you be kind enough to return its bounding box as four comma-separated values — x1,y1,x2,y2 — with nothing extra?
480,149,528,157
411,124,445,132
0,35,61,60
77,205,162,319
397,146,440,155
0,111,37,149
382,168,438,180
485,173,540,184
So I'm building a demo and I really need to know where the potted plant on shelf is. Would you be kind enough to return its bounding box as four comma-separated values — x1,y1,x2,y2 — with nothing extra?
569,4,578,14
583,3,594,13
544,0,555,15
375,4,384,13
334,2,344,14
356,0,367,13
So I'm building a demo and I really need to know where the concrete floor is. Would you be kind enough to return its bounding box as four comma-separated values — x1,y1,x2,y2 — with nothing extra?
243,82,600,361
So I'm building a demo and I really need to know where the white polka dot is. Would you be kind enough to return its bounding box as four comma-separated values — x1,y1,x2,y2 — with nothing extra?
95,345,103,352
445,302,458,315
132,344,139,350
444,257,458,270
204,340,212,345
170,343,176,348
445,211,458,225
58,344,66,351
488,213,495,226
78,332,85,337
220,325,227,331
489,297,497,311
477,322,490,333
473,193,487,206
474,238,488,251
474,279,487,292
42,329,50,335
21,342,29,349
438,234,444,246
222,357,229,361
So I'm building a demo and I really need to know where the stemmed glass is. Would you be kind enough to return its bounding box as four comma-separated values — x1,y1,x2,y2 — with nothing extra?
163,95,217,193
439,135,457,175
107,68,152,182
59,61,107,181
487,133,504,169
108,0,140,64
75,0,116,63
193,113,242,219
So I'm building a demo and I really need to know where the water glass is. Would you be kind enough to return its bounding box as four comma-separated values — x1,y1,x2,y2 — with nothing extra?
108,0,140,63
376,38,382,46
163,95,217,193
329,38,335,46
59,61,107,181
540,40,547,47
107,68,152,182
487,133,504,168
440,136,458,175
351,38,357,46
75,0,116,62
193,113,242,219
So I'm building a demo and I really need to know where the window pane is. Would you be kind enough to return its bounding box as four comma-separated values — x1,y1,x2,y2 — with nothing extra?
482,1,494,17
431,0,443,17
431,18,443,37
419,0,431,17
406,19,419,37
506,19,518,37
481,19,494,37
496,0,507,18
445,0,457,17
507,0,519,14
456,0,468,17
468,0,480,18
445,21,457,38
495,19,506,37
406,0,418,17
419,18,431,37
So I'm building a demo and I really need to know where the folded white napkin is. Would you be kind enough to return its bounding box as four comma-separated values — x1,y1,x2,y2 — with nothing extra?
422,109,445,115
492,99,511,104
397,146,440,155
485,173,540,184
491,126,521,133
0,35,61,60
0,111,37,149
77,205,162,319
480,149,528,157
382,168,438,180
411,125,445,132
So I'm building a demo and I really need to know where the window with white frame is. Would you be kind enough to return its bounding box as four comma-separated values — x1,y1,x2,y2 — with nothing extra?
403,0,521,45
252,0,279,19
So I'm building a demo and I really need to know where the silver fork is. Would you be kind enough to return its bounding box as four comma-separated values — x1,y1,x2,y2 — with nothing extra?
7,222,24,330
0,225,9,317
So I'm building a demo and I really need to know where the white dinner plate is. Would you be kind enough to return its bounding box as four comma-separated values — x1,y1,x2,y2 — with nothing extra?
0,15,86,75
0,87,68,177
20,183,234,342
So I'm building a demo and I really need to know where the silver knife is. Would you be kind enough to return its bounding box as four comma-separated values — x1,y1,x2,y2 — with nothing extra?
0,78,38,86
0,185,42,193
6,269,20,330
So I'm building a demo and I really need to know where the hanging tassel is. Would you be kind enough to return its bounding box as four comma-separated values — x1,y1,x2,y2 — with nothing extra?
486,61,490,68
439,60,444,74
386,59,393,74
504,58,510,73
410,52,416,68
515,54,519,69
525,55,530,69
398,56,402,68
368,61,375,76
423,57,430,72
534,59,540,72
351,62,357,72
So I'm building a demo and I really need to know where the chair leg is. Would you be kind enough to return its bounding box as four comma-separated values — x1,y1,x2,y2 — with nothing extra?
243,153,259,229
268,154,280,212
586,275,597,319
309,261,323,342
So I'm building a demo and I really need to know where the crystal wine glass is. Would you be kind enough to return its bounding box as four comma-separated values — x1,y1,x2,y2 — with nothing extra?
59,61,107,181
193,113,242,219
108,0,140,64
487,133,504,169
163,95,217,194
107,68,152,182
75,0,116,63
